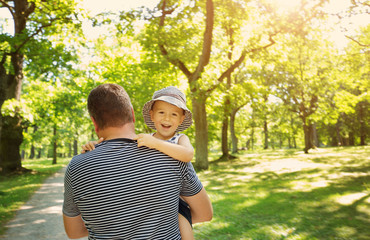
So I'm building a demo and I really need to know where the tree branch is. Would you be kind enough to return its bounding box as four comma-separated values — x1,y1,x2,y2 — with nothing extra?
1,51,7,65
24,1,36,18
206,33,277,94
192,0,214,83
158,45,192,78
157,0,191,78
345,35,370,47
14,20,56,53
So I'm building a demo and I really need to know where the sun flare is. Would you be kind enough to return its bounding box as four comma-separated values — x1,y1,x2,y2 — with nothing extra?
266,0,300,10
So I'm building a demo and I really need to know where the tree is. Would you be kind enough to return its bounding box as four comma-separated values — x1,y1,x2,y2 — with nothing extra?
226,65,258,153
138,0,332,167
0,0,81,173
137,0,284,169
333,25,369,145
84,29,180,133
267,31,336,153
228,81,255,153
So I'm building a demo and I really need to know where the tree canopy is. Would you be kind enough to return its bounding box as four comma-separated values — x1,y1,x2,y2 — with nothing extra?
0,0,368,173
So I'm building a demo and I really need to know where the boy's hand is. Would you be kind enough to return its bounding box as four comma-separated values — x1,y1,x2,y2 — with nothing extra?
81,137,104,154
133,134,159,149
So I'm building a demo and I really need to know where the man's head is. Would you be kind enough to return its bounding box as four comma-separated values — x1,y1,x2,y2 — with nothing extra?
88,83,134,130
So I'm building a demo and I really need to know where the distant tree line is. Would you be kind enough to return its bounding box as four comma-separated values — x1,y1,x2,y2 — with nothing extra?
0,0,368,174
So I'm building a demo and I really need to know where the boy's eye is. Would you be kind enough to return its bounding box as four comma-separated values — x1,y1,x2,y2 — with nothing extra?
172,113,178,117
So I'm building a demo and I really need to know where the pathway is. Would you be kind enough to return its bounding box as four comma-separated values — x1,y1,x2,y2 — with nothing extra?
0,168,87,240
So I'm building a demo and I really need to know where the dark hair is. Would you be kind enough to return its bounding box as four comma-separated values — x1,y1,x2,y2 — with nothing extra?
88,83,133,129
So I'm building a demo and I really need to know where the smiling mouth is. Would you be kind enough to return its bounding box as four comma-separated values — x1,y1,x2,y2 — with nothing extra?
161,124,171,129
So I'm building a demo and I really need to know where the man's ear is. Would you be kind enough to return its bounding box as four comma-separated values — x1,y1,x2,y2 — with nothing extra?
91,116,99,133
131,107,136,123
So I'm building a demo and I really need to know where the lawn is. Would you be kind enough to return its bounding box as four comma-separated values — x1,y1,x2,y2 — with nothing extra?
0,158,70,235
0,147,369,239
194,146,370,240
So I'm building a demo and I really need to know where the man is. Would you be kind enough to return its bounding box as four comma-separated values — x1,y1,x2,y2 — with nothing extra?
63,83,212,239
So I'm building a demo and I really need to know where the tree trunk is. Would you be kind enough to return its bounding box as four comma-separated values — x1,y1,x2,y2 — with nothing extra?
73,138,78,156
279,135,282,149
335,122,343,146
263,120,268,149
52,124,57,164
220,22,234,159
230,109,238,153
68,143,72,158
0,115,24,173
29,125,38,159
21,127,27,160
312,123,319,147
0,0,33,174
348,131,355,146
37,149,42,159
303,123,310,153
91,129,95,140
251,127,255,150
303,122,316,153
220,115,229,159
29,145,35,159
192,97,208,170
290,116,297,148
220,88,230,160
0,52,24,174
302,116,316,153
358,101,366,145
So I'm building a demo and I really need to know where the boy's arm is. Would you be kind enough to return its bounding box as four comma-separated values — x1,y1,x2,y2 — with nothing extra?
134,134,194,162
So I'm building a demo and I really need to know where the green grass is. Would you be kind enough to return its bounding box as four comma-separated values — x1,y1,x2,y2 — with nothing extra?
0,158,70,235
1,148,369,239
194,146,370,240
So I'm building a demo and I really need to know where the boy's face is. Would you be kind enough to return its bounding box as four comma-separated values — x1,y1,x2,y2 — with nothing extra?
150,100,185,140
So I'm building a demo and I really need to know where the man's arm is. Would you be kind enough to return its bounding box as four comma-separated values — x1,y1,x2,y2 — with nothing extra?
182,187,213,224
63,214,88,239
63,164,88,239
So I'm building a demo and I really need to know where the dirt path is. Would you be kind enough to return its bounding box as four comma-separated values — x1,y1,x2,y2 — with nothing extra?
1,168,87,240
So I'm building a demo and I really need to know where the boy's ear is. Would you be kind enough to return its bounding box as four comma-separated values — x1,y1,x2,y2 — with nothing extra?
149,110,154,121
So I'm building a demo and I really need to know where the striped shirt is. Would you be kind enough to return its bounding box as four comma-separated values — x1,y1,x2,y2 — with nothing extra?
63,138,203,240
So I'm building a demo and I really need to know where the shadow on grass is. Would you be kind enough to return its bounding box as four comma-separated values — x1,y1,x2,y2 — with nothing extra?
194,147,370,240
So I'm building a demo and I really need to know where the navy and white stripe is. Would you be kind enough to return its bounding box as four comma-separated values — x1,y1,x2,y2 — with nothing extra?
63,138,202,240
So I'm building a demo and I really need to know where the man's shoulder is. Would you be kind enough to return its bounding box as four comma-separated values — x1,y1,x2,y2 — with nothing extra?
67,139,181,169
66,151,91,172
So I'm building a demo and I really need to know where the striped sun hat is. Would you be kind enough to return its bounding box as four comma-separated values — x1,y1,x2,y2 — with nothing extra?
142,86,193,132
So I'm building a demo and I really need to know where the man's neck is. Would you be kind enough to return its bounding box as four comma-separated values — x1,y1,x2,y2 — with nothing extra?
97,123,136,141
